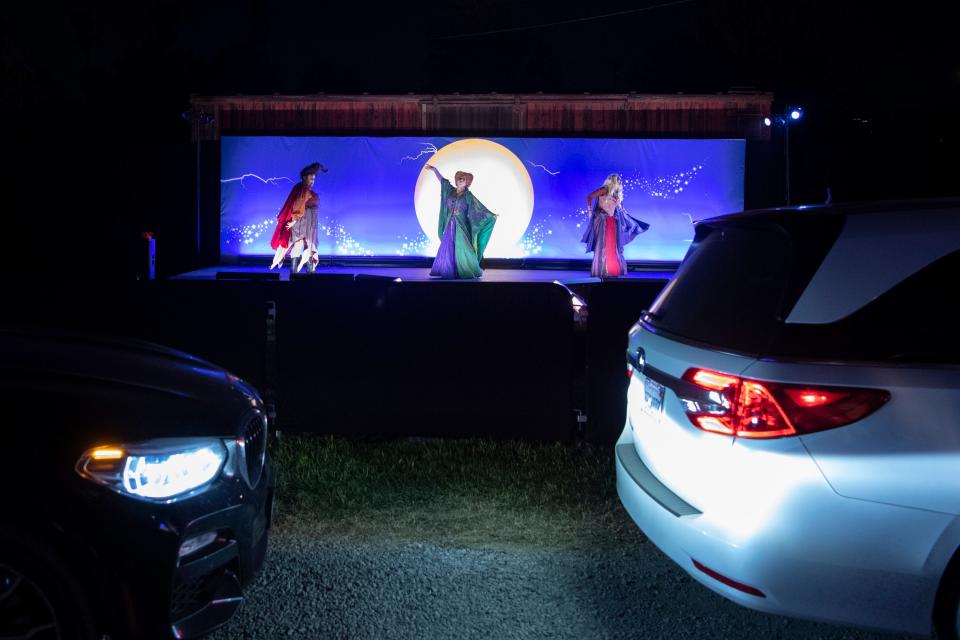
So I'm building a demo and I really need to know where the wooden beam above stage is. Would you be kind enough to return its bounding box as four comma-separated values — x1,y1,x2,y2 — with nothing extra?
188,92,774,141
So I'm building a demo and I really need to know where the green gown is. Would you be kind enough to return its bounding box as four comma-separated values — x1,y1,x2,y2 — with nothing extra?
430,178,498,279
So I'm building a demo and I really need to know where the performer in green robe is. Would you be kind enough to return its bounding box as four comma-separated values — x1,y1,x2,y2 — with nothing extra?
423,164,498,278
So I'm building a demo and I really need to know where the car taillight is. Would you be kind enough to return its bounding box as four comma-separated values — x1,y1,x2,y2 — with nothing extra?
681,368,890,439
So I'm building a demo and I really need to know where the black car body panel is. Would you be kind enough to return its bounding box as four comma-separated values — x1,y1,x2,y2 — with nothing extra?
0,330,274,639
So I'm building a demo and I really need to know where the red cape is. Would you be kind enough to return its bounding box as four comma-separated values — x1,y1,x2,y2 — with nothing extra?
270,183,310,250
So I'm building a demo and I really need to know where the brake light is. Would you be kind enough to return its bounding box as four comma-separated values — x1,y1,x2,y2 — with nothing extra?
784,389,845,407
681,368,889,439
735,380,796,438
689,369,739,391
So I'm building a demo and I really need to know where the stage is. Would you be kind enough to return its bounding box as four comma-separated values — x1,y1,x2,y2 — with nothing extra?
150,95,752,440
172,264,676,284
151,261,674,440
11,261,673,442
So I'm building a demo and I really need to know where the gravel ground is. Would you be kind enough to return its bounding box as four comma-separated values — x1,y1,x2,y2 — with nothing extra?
212,525,916,640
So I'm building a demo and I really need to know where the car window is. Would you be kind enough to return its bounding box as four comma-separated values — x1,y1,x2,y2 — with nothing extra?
774,249,960,364
645,213,845,354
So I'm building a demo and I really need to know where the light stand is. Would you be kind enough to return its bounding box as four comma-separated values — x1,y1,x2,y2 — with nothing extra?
764,108,803,206
181,109,215,264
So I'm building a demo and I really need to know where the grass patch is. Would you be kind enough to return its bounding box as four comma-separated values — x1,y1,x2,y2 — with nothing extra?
271,435,646,550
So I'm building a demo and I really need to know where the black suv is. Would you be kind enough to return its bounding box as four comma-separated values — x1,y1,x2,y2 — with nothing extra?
0,330,275,639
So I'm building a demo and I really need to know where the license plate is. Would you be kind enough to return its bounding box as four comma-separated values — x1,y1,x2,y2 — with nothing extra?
641,374,665,418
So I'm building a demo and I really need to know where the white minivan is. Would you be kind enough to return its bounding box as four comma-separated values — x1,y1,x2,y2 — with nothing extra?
617,199,960,638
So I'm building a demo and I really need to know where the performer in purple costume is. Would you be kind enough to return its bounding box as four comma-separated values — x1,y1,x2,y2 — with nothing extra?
581,173,650,277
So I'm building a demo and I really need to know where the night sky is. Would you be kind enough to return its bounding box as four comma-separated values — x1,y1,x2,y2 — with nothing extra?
3,1,957,276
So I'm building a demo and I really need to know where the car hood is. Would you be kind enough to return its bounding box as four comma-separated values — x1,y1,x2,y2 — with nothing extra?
0,330,263,444
2,329,255,394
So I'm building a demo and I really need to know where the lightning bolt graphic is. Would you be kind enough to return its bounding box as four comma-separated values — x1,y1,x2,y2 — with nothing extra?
401,143,439,163
526,161,559,176
221,174,295,189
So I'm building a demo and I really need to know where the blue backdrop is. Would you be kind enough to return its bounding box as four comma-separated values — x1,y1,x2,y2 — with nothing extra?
221,136,745,261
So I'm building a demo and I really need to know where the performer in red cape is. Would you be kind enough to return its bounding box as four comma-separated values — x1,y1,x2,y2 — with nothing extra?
269,162,328,271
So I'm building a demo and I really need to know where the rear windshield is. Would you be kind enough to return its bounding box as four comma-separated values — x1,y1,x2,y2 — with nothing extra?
645,213,845,354
772,249,960,364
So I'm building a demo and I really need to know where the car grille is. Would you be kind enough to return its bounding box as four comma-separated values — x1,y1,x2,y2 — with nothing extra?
171,572,218,620
243,413,267,488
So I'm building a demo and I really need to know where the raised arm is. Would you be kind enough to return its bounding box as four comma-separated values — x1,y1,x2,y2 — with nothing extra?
586,185,608,211
424,164,444,183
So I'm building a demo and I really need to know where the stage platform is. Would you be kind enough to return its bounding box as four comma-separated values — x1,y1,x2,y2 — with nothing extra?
156,262,675,441
12,263,674,443
172,265,676,284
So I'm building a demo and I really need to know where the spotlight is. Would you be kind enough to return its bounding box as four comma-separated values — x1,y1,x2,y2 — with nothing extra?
763,117,772,127
181,109,215,125
790,108,803,121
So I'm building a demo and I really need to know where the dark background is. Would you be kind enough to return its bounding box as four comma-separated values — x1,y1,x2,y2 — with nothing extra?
2,0,956,279
1,1,955,441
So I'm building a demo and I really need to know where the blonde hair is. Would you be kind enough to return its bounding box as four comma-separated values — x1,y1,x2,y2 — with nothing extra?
602,173,624,203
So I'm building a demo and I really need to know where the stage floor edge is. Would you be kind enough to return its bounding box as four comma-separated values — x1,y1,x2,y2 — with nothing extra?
171,265,675,283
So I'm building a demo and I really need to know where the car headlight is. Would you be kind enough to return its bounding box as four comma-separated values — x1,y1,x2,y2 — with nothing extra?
77,438,227,502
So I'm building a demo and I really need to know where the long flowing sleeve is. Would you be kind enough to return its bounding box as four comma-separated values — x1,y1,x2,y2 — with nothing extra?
437,178,454,239
580,215,597,252
465,191,497,260
580,186,609,252
615,205,651,250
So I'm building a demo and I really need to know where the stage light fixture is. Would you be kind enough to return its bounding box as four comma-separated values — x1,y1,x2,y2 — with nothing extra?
790,108,802,121
763,117,772,127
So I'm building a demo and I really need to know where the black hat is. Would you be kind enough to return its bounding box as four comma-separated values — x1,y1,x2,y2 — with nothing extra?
300,162,328,178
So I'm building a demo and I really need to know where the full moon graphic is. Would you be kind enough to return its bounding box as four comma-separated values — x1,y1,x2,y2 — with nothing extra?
414,138,534,258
